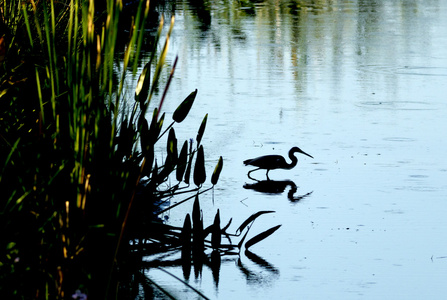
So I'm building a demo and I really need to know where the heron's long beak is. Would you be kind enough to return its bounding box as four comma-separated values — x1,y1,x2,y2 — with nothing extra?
300,150,313,159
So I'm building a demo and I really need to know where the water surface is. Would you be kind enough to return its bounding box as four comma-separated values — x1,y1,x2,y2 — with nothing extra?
141,1,447,299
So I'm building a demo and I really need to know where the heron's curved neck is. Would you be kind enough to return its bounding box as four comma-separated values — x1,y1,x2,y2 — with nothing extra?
286,151,299,169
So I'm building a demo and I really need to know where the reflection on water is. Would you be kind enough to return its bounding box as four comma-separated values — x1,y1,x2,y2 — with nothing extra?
237,250,279,286
243,179,313,202
145,249,280,298
139,0,447,298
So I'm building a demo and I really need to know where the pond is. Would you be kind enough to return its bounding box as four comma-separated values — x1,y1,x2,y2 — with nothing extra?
138,1,447,299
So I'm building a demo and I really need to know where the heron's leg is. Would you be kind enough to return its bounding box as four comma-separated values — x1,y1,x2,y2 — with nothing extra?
248,172,258,181
266,169,270,181
248,168,260,180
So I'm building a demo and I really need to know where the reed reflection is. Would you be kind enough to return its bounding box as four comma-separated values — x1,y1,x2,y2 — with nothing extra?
237,250,279,286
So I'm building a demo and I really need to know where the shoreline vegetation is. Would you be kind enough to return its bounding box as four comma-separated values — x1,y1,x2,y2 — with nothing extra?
0,1,280,298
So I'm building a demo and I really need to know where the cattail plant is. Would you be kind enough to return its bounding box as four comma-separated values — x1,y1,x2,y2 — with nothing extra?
0,1,280,298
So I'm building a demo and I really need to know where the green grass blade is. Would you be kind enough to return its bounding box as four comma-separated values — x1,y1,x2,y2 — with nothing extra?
0,138,20,182
148,16,175,104
21,4,34,48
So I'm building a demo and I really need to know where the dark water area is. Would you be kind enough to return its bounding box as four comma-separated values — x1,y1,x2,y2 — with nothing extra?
129,1,447,298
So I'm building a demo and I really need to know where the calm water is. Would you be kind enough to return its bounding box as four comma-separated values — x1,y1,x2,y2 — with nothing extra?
139,1,447,299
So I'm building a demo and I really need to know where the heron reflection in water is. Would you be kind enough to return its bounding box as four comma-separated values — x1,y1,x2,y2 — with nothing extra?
243,179,313,202
243,146,313,180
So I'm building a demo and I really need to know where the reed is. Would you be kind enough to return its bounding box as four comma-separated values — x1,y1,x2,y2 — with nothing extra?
0,1,280,298
0,0,193,297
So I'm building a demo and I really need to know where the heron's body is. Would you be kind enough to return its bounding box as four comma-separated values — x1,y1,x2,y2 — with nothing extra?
244,155,290,170
244,146,313,179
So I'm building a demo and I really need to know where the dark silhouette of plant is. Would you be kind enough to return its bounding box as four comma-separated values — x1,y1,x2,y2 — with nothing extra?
0,1,280,298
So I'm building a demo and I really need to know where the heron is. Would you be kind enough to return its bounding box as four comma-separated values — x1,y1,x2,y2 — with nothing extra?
244,146,313,179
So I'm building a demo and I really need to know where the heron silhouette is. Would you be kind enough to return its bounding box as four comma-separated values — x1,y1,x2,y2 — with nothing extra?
244,146,313,180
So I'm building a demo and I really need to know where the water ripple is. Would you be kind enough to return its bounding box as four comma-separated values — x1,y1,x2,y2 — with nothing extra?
356,101,434,111
383,137,416,142
358,65,447,77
